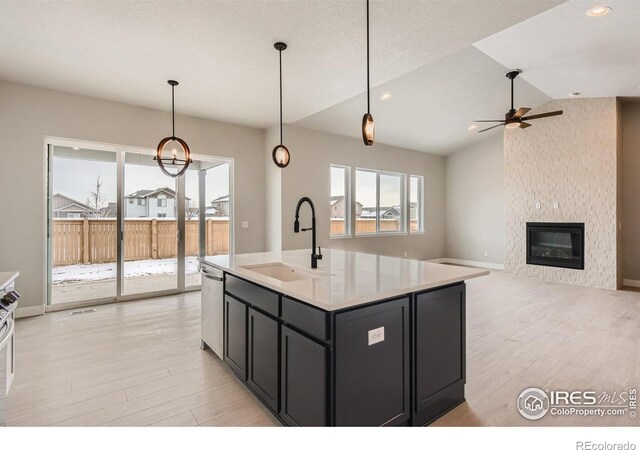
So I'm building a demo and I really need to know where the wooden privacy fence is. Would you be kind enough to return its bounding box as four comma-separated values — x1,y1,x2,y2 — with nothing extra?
52,219,229,267
330,219,419,234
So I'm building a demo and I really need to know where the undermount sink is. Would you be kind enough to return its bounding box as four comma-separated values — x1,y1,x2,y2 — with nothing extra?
240,262,326,282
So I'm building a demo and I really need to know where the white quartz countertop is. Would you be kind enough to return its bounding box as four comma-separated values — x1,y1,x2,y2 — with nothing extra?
0,271,19,292
201,249,488,311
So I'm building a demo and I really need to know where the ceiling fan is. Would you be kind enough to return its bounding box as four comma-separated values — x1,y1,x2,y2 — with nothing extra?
475,70,563,133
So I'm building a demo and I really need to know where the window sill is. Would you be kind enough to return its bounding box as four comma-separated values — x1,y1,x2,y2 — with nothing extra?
330,234,354,240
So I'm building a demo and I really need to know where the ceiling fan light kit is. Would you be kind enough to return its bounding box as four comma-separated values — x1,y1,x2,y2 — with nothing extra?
154,80,192,178
475,69,563,133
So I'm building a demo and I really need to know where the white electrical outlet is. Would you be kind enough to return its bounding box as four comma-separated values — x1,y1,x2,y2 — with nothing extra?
242,221,249,229
553,202,559,209
368,326,385,346
484,251,489,257
535,202,541,210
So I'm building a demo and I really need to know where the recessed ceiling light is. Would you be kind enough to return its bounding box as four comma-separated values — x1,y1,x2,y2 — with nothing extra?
586,6,611,17
380,92,392,101
570,92,581,97
468,124,478,131
72,146,80,150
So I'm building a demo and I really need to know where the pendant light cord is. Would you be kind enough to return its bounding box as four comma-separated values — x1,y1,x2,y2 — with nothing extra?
366,0,370,115
279,47,283,145
171,83,176,138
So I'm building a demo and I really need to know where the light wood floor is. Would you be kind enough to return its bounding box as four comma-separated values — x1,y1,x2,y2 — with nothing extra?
8,271,639,426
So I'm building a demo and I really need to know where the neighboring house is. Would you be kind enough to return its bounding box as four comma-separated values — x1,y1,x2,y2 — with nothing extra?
330,196,362,218
52,193,92,218
210,194,230,217
125,187,188,218
381,206,401,219
360,207,377,219
102,202,117,218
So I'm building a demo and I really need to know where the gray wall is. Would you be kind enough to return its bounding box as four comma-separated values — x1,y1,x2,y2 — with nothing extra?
622,101,640,282
270,125,446,261
0,80,266,313
445,134,504,265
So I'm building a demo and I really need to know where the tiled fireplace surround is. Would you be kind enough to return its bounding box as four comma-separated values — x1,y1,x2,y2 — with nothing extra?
504,98,622,290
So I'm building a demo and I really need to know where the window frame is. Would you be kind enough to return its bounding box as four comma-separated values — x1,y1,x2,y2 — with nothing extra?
157,195,167,207
409,175,425,234
355,168,407,236
329,165,352,238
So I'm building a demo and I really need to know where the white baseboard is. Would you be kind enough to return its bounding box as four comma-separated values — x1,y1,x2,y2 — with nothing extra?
429,258,504,271
15,304,46,318
623,279,640,288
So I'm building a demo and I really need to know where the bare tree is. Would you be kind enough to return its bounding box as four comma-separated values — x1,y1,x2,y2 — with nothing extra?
86,176,107,218
185,198,198,220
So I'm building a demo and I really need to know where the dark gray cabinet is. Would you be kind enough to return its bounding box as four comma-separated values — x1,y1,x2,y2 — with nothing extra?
280,325,327,426
224,295,247,379
413,284,466,425
247,307,279,411
217,270,467,427
335,297,410,426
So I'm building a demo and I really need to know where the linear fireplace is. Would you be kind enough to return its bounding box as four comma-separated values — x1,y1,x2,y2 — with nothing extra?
526,222,585,270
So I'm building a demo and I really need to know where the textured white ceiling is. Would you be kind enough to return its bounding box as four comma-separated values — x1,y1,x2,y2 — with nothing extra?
0,0,562,128
295,46,551,154
474,0,640,99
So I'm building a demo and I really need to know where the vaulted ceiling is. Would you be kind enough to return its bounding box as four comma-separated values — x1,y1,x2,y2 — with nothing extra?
1,1,636,155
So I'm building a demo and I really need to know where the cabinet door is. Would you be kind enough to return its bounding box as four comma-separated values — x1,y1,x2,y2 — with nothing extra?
280,326,327,426
414,284,465,409
224,295,247,379
335,297,410,426
247,308,279,412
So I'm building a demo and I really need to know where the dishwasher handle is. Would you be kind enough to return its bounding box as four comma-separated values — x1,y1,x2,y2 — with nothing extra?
0,318,14,350
199,264,223,282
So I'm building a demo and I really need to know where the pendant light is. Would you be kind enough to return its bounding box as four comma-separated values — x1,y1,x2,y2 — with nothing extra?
272,42,291,168
361,0,375,146
154,80,192,177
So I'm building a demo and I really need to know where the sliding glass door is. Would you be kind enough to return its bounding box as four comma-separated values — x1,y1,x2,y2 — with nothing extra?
47,140,232,307
49,145,118,305
121,151,178,296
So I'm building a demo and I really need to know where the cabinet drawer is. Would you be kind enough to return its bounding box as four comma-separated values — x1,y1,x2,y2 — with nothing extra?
225,274,279,317
281,296,328,342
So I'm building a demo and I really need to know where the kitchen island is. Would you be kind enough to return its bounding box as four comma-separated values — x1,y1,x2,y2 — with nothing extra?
200,249,488,427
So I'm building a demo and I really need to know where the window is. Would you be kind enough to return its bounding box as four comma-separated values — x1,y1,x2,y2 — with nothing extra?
330,165,350,236
157,195,167,207
138,198,146,206
157,213,167,218
355,169,406,235
68,213,82,219
128,198,134,204
410,175,424,232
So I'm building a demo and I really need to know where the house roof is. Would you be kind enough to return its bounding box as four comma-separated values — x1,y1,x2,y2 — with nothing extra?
211,194,229,203
52,193,91,211
126,187,177,199
330,195,344,206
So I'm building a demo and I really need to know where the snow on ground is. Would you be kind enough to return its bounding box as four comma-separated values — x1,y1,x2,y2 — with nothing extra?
52,257,201,284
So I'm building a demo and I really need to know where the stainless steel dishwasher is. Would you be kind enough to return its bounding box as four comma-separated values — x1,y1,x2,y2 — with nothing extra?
200,263,224,359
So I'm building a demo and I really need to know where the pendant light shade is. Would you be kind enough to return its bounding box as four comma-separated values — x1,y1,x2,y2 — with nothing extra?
154,80,192,178
272,42,291,168
361,0,375,147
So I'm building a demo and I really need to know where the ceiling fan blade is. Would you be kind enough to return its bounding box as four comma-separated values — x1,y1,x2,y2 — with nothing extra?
513,107,531,119
521,110,563,121
519,122,532,129
478,124,504,133
474,120,505,123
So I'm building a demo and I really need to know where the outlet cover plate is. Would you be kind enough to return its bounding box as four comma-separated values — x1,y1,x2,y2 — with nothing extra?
368,326,385,346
